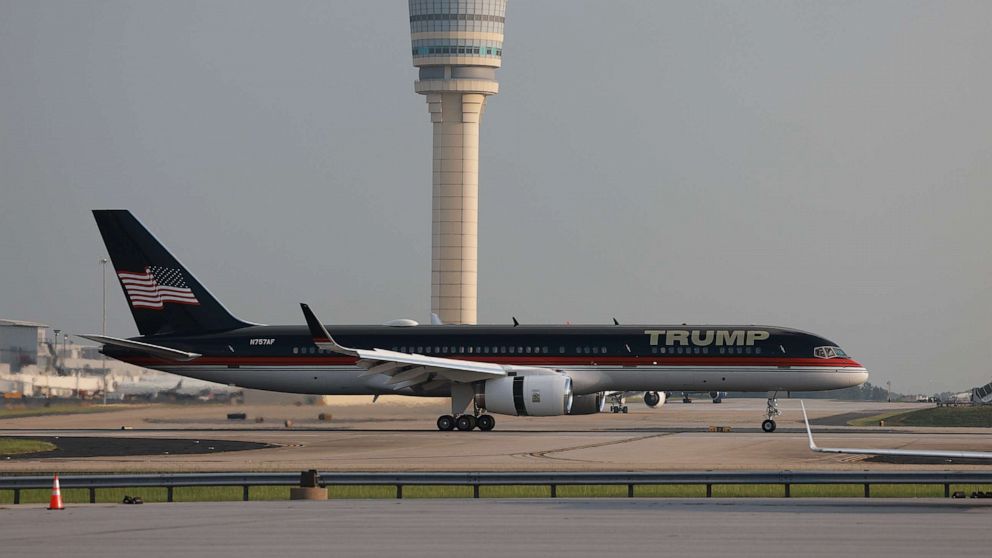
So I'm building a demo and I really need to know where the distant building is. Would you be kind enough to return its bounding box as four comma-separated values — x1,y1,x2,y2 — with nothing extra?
0,319,46,373
0,317,167,398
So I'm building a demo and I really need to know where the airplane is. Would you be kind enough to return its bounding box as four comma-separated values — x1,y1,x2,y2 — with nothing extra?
80,210,869,432
801,401,992,460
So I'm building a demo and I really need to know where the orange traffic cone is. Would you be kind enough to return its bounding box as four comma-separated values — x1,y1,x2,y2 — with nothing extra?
48,473,64,510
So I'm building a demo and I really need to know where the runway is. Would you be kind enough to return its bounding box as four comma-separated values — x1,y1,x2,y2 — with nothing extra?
3,399,991,472
2,499,989,557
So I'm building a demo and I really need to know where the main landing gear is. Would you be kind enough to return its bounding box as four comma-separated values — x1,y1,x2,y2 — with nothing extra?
436,413,495,432
761,392,780,433
439,384,495,431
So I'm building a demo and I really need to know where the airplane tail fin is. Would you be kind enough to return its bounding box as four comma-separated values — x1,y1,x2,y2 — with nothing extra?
93,210,251,337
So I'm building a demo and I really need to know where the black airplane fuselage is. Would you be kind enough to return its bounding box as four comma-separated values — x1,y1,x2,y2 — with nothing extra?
104,323,868,396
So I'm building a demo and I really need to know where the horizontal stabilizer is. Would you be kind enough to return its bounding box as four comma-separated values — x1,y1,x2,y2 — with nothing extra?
78,334,201,361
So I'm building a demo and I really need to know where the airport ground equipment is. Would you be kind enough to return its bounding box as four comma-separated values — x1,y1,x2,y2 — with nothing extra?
4,471,992,503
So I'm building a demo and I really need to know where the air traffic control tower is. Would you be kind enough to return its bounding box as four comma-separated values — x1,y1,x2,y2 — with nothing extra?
409,0,506,325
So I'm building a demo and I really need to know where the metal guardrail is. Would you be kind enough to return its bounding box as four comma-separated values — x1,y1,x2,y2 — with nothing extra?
2,471,992,503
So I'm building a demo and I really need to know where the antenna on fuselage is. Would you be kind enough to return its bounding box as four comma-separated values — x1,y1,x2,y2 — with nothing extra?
512,317,519,327
612,317,620,325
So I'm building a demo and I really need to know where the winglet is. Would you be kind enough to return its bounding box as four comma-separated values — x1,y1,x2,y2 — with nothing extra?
299,303,357,356
801,401,819,451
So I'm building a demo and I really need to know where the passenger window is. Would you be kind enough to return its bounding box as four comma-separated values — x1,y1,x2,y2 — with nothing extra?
292,347,298,354
559,346,565,354
509,347,515,354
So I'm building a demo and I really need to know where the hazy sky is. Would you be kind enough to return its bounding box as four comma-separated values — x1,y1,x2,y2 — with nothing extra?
1,1,989,393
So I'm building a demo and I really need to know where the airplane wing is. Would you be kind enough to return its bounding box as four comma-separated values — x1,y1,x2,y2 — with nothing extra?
301,303,536,389
77,334,202,361
801,401,992,460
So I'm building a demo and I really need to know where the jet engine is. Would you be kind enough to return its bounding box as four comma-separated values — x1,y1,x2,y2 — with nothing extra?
568,392,606,415
643,391,666,408
476,375,573,416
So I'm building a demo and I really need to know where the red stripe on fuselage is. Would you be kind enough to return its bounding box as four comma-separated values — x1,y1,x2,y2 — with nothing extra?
117,354,863,368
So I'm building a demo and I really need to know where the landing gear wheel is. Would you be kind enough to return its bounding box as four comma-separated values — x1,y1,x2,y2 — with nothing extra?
761,419,777,433
477,414,495,431
621,406,629,414
437,415,455,431
455,415,477,431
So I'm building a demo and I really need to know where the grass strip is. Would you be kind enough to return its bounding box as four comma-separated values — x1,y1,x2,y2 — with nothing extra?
0,438,57,456
849,406,992,427
0,405,124,420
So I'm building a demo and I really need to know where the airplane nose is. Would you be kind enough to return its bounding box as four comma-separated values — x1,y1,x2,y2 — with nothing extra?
852,362,869,384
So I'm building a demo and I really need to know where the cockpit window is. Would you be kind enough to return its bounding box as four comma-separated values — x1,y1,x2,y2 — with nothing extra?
813,346,848,359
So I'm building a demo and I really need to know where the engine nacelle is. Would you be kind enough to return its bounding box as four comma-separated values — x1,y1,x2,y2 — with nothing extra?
569,392,606,415
477,375,573,416
643,391,666,408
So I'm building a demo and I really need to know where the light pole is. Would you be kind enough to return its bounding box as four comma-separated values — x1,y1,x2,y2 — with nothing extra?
101,258,108,404
52,329,60,374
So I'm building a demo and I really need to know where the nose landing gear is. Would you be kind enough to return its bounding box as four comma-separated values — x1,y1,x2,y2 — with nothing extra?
761,392,780,432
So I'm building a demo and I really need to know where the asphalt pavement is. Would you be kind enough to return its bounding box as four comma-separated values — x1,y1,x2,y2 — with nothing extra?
1,498,989,557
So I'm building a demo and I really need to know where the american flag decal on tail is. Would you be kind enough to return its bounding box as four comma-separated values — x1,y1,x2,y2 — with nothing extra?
118,266,200,310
